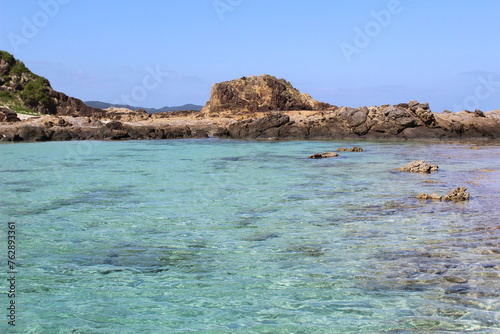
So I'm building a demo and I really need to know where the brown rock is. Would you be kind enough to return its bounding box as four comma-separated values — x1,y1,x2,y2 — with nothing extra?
399,161,439,173
202,75,331,115
417,187,470,202
443,187,470,201
0,108,20,122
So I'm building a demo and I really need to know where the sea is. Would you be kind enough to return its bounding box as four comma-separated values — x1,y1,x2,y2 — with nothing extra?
0,138,499,333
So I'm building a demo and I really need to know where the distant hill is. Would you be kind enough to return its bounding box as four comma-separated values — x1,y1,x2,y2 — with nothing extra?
84,101,203,113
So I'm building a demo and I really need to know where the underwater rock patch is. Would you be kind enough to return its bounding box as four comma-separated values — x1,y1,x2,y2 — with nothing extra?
337,147,363,152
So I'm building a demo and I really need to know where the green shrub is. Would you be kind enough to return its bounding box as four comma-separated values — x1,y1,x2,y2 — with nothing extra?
10,61,29,75
0,90,13,102
20,77,51,108
0,51,15,66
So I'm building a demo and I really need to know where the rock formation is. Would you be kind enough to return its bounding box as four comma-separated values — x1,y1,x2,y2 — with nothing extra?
399,161,439,173
0,107,20,122
416,187,470,201
443,187,470,201
202,74,332,115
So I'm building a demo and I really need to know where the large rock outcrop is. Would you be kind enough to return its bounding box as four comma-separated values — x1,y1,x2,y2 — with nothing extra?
202,75,332,115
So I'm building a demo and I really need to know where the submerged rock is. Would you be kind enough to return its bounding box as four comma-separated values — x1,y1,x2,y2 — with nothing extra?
308,152,339,159
399,160,439,173
416,193,442,200
416,187,470,201
337,147,363,152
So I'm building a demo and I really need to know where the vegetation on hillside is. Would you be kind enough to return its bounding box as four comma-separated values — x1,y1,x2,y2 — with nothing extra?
0,50,50,115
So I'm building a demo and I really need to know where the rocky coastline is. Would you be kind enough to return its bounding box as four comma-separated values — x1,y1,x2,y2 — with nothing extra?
1,54,500,143
2,101,499,143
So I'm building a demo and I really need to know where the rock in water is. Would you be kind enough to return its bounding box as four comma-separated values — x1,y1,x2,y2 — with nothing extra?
399,160,439,173
308,152,339,159
416,193,442,200
443,187,470,201
416,187,470,201
337,147,363,152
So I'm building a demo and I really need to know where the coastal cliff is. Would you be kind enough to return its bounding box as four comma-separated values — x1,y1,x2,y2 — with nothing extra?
1,51,500,142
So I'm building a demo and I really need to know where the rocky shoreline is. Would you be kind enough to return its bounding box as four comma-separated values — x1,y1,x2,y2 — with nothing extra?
1,69,500,142
1,102,499,142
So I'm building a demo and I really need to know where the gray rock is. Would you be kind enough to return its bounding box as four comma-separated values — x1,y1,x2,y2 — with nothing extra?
308,152,339,159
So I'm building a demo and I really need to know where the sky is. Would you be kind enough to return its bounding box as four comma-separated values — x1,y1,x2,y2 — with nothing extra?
1,0,500,112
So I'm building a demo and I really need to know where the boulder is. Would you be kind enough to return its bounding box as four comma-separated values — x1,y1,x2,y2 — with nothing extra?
308,152,339,159
399,160,439,173
416,187,470,201
443,187,470,201
0,108,20,122
474,109,485,117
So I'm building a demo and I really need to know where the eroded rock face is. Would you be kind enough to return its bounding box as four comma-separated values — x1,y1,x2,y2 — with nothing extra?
0,108,20,122
227,112,292,139
203,75,332,114
399,161,439,173
334,101,437,137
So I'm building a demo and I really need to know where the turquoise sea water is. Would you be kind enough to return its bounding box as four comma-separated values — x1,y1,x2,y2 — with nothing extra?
0,139,499,333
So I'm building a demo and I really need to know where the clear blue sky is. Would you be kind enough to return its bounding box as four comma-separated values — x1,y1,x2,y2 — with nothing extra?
1,0,500,112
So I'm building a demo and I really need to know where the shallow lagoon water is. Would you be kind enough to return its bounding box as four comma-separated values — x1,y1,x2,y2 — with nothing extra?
0,139,499,333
